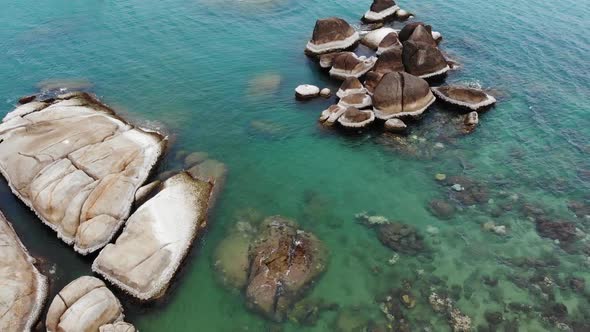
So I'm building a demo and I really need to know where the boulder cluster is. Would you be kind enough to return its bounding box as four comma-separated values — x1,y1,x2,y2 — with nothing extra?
296,0,497,134
0,90,227,330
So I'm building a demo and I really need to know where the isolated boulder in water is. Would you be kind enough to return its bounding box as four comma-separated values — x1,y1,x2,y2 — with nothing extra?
305,17,359,55
295,84,320,99
402,40,450,78
373,47,404,74
398,22,432,42
330,53,377,80
46,276,128,332
338,107,375,129
337,77,368,98
92,172,213,300
0,92,166,254
372,72,435,119
384,118,407,133
377,32,402,55
363,0,400,22
377,222,426,255
246,216,327,321
0,212,47,332
432,86,497,111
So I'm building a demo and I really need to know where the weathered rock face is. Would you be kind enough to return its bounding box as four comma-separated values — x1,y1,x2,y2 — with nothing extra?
336,77,367,98
46,276,129,332
377,32,402,55
402,40,450,78
0,212,47,332
398,22,432,42
93,172,212,301
99,322,136,332
373,47,404,74
364,71,385,95
306,17,359,55
319,104,347,125
329,53,377,80
338,93,372,109
384,118,407,133
432,86,497,110
363,0,400,22
246,216,327,321
407,24,438,46
372,72,436,119
338,107,376,128
0,93,166,254
360,27,396,49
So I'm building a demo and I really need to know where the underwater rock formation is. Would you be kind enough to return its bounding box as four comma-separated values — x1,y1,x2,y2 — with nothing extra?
93,172,212,300
372,72,436,119
0,92,166,254
0,211,47,332
329,53,377,80
362,0,400,23
245,216,327,321
377,221,426,255
432,86,497,111
535,220,577,244
428,199,456,220
305,17,359,56
46,276,134,332
337,107,375,129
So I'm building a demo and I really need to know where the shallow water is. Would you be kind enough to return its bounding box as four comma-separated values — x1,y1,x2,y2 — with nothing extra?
1,0,589,331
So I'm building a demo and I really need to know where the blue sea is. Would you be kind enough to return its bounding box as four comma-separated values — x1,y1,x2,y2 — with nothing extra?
1,0,589,330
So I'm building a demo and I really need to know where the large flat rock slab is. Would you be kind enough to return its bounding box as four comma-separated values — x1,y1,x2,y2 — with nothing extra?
0,93,166,254
0,211,47,332
93,172,212,300
46,276,135,332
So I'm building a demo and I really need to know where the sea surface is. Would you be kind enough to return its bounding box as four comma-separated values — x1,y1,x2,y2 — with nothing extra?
1,0,589,331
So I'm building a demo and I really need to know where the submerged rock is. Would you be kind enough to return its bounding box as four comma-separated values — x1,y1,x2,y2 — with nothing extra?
377,222,426,255
0,211,47,332
0,92,166,254
46,276,133,332
305,17,359,56
464,111,479,131
288,298,339,326
432,86,497,111
214,223,254,289
93,172,212,300
246,216,327,321
372,72,436,119
337,107,375,129
329,53,377,80
362,0,400,23
428,199,456,220
535,220,577,244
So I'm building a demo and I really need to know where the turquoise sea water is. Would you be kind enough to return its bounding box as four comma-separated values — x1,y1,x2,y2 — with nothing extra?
1,0,589,331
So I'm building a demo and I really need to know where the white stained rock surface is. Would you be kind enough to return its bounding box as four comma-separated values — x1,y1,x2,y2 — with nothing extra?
361,27,397,49
99,322,137,332
0,211,47,332
93,172,212,301
0,93,166,254
46,276,130,332
295,84,320,99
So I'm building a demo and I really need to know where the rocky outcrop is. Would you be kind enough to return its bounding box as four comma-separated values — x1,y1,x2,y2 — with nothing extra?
0,92,166,254
338,107,375,128
377,222,426,255
305,18,360,56
402,40,450,78
362,0,400,23
364,71,385,95
319,104,347,125
377,32,402,55
46,276,132,332
93,172,212,300
246,216,327,321
295,84,320,99
338,93,372,109
384,118,407,133
0,211,47,332
432,86,497,110
407,24,438,46
373,47,404,74
330,53,377,80
372,72,436,119
336,77,367,98
360,27,396,49
398,22,432,42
